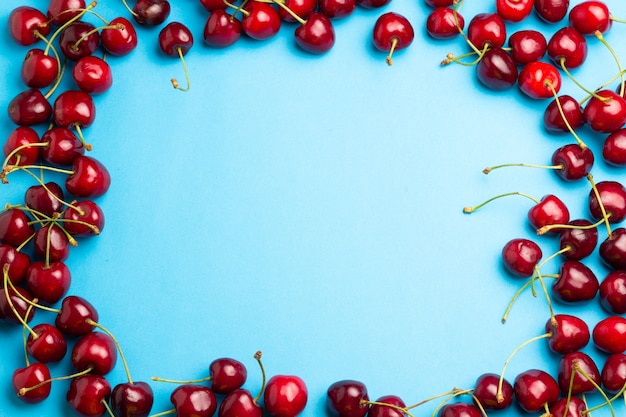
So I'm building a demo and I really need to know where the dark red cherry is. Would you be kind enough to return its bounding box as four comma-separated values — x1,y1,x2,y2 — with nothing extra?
318,0,357,19
543,95,585,134
278,0,317,21
0,244,31,285
476,47,518,90
8,88,52,126
55,295,99,336
72,56,113,94
25,181,64,216
0,208,35,248
4,126,41,166
559,219,598,261
425,0,454,6
59,21,100,61
357,0,391,6
592,315,626,353
62,200,104,237
159,21,194,56
133,0,171,26
467,13,507,50
203,10,242,48
367,395,406,417
0,285,36,325
603,128,626,166
583,90,626,133
557,351,601,394
569,1,611,35
65,155,111,198
513,369,560,413
372,12,414,66
295,12,335,54
528,194,569,231
601,353,626,393
426,7,464,39
242,2,281,40
41,127,85,166
12,362,51,404
33,225,71,263
201,0,228,11
21,48,58,88
501,238,542,278
8,6,51,46
549,396,587,417
53,89,96,129
547,26,588,69
545,314,590,354
326,380,369,417
600,270,626,314
496,0,533,22
588,180,626,223
27,323,68,363
508,30,547,65
551,144,594,181
101,17,138,56
47,0,86,25
71,331,117,375
534,0,570,23
111,381,155,417
25,261,72,305
600,227,626,270
552,260,599,303
263,375,308,417
518,61,561,99
219,388,262,417
438,403,482,417
473,373,514,410
210,357,247,394
66,374,111,417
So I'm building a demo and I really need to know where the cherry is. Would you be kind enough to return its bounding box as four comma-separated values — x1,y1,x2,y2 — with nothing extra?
210,357,247,394
0,285,36,325
592,315,626,353
496,0,533,22
501,238,542,278
278,0,317,22
133,0,171,26
62,200,104,237
357,0,391,8
534,0,570,23
438,403,481,417
588,180,626,223
219,388,263,417
71,331,118,375
21,48,59,89
158,21,194,91
543,95,585,134
583,90,626,133
55,295,99,336
41,126,85,166
294,12,336,54
326,380,369,417
473,373,513,410
518,61,561,99
66,374,111,417
59,21,100,61
318,0,357,19
8,88,52,126
600,270,626,314
467,13,507,50
264,375,308,417
372,12,414,66
12,362,51,404
4,126,41,166
201,0,228,11
603,128,626,166
552,260,599,303
53,89,96,129
508,30,547,65
547,26,588,69
111,381,155,417
549,396,587,417
101,17,138,56
65,155,111,198
513,369,560,413
528,194,570,231
25,181,65,216
25,261,72,304
600,227,626,269
569,1,612,35
475,47,518,90
0,244,31,285
72,56,113,94
47,0,86,25
27,323,68,363
0,208,35,248
557,351,601,395
426,7,464,40
551,144,594,181
424,0,454,6
558,219,599,261
545,314,590,354
8,6,51,46
601,353,626,393
203,9,242,48
33,225,71,263
241,2,281,40
367,395,406,417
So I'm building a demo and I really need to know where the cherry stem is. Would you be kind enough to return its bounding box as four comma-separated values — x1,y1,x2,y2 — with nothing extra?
452,0,481,57
496,332,553,403
253,351,266,404
463,191,540,214
483,162,564,175
74,123,93,151
4,270,60,314
574,365,615,417
223,0,251,17
3,264,37,337
585,382,626,414
22,303,35,366
537,215,609,235
587,173,613,239
149,410,176,417
579,69,626,106
429,389,474,417
444,44,489,67
558,57,607,102
101,398,116,417
533,266,556,324
270,0,306,25
545,80,588,149
2,141,49,169
471,395,489,417
18,366,93,396
595,30,624,97
151,375,212,384
404,388,469,410
72,24,124,51
360,400,414,417
171,47,191,92
120,0,139,17
31,31,64,99
386,38,398,66
86,319,133,384
45,2,98,55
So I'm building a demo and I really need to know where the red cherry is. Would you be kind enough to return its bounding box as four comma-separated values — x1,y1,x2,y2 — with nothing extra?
0,208,35,248
326,380,369,417
71,331,118,375
25,181,65,217
55,295,99,336
25,261,72,305
133,0,171,26
426,7,464,39
66,374,112,417
569,1,611,35
549,396,587,417
242,2,281,40
209,357,247,394
8,88,52,126
513,369,560,413
65,155,111,198
600,227,626,270
101,17,138,56
264,375,308,417
467,13,507,50
473,373,513,410
203,10,242,48
159,21,194,56
357,0,391,6
476,47,518,90
0,285,36,325
501,238,542,278
4,126,41,166
0,244,31,285
559,219,598,261
496,0,533,22
72,56,113,94
372,12,414,66
547,26,588,69
551,260,599,303
588,180,626,223
111,381,155,417
33,225,71,263
47,0,86,25
600,270,626,314
601,353,626,393
219,388,263,417
12,362,51,404
27,323,68,363
557,351,601,394
518,61,561,99
53,89,96,129
527,194,569,231
278,0,317,22
534,0,570,23
367,395,406,417
41,126,85,166
592,315,626,353
508,30,547,65
59,21,100,61
583,90,626,133
62,200,104,237
425,0,454,6
318,0,357,19
21,48,59,88
438,403,481,417
603,128,626,166
551,144,594,181
295,12,335,54
543,95,585,134
8,6,51,46
545,314,590,354
201,0,228,11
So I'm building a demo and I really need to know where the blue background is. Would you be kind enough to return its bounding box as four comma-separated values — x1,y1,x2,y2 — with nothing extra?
1,0,626,416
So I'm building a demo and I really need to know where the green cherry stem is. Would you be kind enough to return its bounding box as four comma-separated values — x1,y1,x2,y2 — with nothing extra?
44,2,98,56
86,319,133,384
360,400,414,417
253,351,266,404
18,367,94,397
574,365,615,417
537,215,609,235
587,173,613,239
545,80,588,149
171,47,190,92
463,191,540,214
595,30,624,97
3,264,38,338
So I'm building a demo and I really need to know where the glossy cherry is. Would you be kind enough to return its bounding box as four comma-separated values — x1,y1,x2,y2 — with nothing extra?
559,219,599,261
65,155,111,198
159,21,194,56
295,12,335,54
372,12,414,66
53,89,96,129
27,323,68,363
200,0,228,11
59,21,100,61
518,61,561,99
473,373,514,410
21,48,58,88
66,374,111,417
599,270,626,314
62,200,104,237
438,403,482,417
264,375,308,417
496,0,533,22
111,381,155,417
592,315,626,353
0,285,36,325
55,295,99,336
8,6,51,46
513,369,560,413
203,10,242,48
600,227,626,270
133,0,171,26
0,208,35,248
424,0,454,6
508,30,547,65
8,88,52,126
219,388,263,417
318,0,357,19
547,26,588,69
534,0,570,23
551,144,594,181
601,353,626,393
72,56,113,94
209,357,247,394
501,238,542,278
583,90,626,133
603,128,626,165
367,395,406,417
242,2,281,40
33,225,71,263
545,314,590,354
476,47,518,90
12,362,51,404
278,0,317,22
327,380,369,417
101,17,138,56
588,180,626,223
528,194,570,231
426,7,464,39
0,244,31,285
25,261,72,305
549,396,587,417
41,127,85,166
467,13,506,50
552,260,599,303
25,181,64,216
4,126,41,166
557,351,601,394
543,95,585,134
569,1,611,35
71,331,118,375
47,0,86,25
